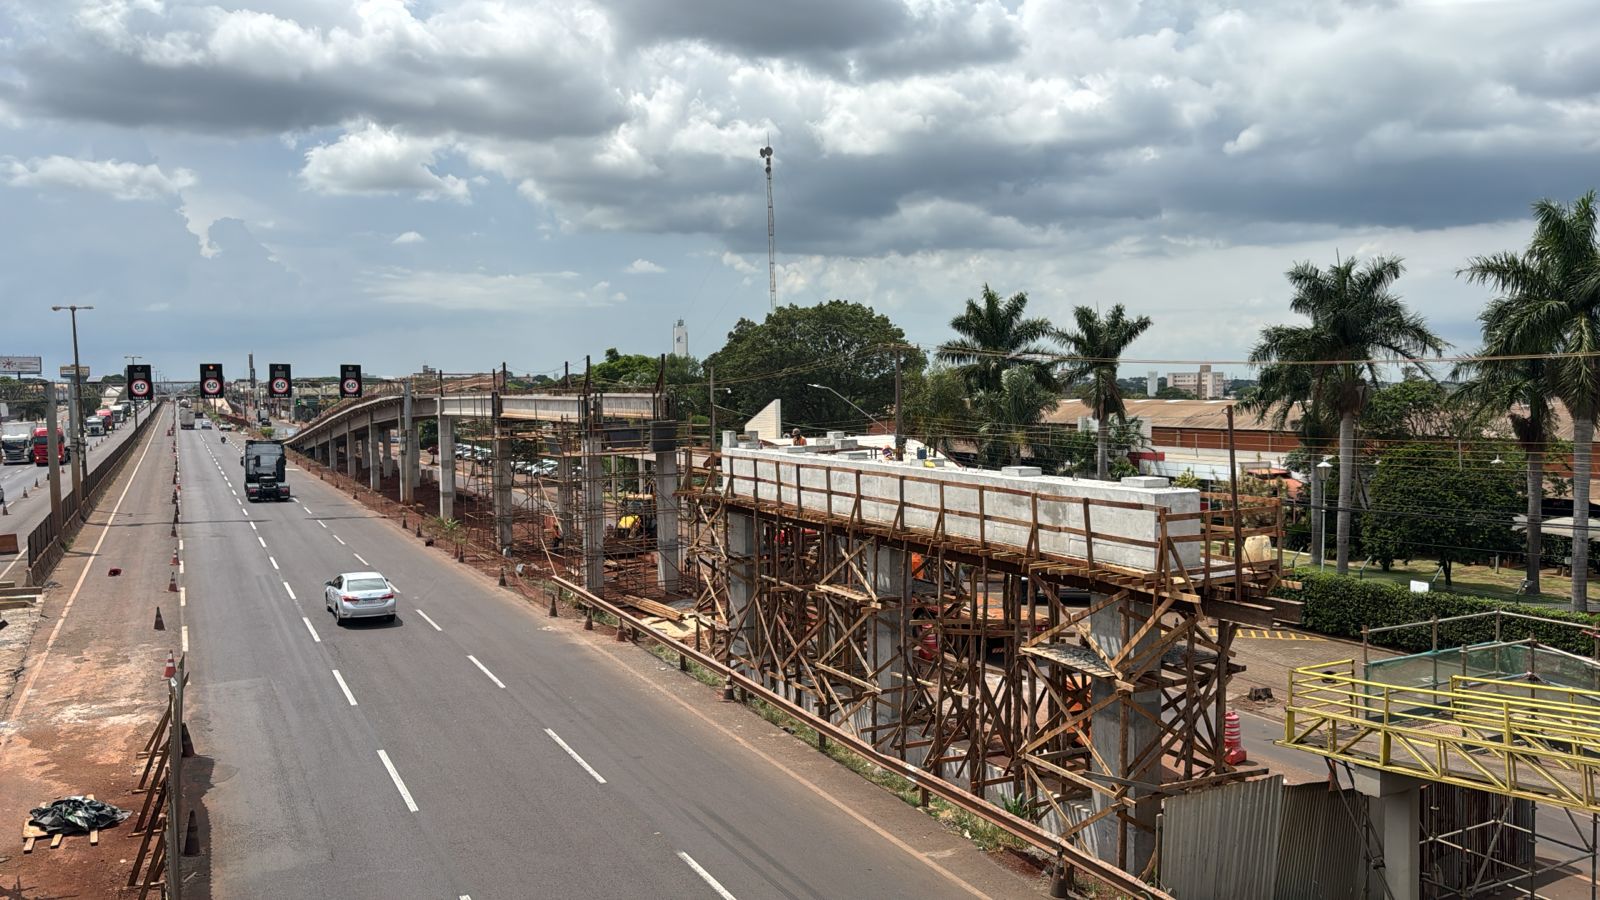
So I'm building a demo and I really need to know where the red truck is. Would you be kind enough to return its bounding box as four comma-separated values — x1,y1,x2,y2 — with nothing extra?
31,426,69,466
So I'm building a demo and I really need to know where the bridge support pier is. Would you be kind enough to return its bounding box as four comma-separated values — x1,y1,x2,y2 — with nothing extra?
344,419,357,478
582,433,604,592
1086,596,1162,873
493,429,513,552
367,413,379,491
653,449,679,593
380,427,394,480
437,415,455,521
400,381,415,505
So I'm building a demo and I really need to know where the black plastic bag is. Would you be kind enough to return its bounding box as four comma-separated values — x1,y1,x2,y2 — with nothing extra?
28,796,131,835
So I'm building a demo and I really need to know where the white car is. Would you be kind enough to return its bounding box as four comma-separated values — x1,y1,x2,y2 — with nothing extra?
219,421,234,431
324,571,397,624
200,419,213,430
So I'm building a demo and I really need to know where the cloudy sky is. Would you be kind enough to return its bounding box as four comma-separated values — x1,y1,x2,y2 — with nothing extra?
1,0,1596,384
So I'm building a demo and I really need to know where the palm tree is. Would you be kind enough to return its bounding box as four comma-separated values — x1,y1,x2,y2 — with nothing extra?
1463,192,1600,611
1056,304,1153,479
937,284,1058,394
1452,353,1555,596
1249,256,1445,575
975,367,1058,466
1239,357,1336,568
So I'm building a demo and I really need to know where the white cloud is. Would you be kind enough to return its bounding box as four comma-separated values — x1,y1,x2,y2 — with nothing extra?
363,267,596,311
2,155,196,200
301,123,470,202
624,257,664,273
392,230,425,244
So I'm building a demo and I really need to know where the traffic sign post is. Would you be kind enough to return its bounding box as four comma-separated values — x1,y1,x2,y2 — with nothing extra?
340,364,362,399
200,364,224,399
268,363,292,401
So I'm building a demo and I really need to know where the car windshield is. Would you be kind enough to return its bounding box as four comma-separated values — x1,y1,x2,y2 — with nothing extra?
346,578,387,592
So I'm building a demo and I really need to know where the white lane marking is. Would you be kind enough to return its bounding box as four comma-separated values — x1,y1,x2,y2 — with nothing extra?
178,560,185,575
303,506,313,515
331,669,358,706
334,535,346,545
178,539,184,551
181,625,189,653
235,497,242,505
179,587,186,608
545,728,606,784
249,521,258,531
230,489,236,497
677,852,737,900
353,553,369,566
257,536,267,548
283,581,297,601
318,520,327,529
415,609,442,632
377,750,419,812
302,617,321,642
468,655,506,689
270,556,280,570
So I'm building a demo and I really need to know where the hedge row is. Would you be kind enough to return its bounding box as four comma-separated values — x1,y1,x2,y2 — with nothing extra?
1280,572,1600,657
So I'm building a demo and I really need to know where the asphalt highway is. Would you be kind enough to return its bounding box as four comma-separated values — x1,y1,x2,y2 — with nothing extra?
176,427,1021,899
0,409,148,582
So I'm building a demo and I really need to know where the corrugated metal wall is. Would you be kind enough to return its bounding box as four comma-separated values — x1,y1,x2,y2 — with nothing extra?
1158,776,1284,899
1157,777,1373,899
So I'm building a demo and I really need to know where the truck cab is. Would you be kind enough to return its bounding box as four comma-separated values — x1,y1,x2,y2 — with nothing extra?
243,439,290,501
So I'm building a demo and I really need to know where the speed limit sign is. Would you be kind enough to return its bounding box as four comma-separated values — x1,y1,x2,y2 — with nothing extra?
203,378,221,396
271,377,289,395
129,379,150,398
343,378,359,395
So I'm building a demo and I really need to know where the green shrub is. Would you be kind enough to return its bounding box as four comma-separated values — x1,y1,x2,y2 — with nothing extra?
1285,572,1600,656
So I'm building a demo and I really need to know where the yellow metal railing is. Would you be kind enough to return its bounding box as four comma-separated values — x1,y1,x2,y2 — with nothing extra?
1281,660,1600,813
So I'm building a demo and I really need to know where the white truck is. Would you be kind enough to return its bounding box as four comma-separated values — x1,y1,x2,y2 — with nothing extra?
179,407,196,430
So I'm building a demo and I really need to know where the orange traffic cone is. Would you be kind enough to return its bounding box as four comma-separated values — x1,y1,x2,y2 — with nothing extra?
1224,710,1246,765
163,652,176,678
168,571,178,592
171,550,179,566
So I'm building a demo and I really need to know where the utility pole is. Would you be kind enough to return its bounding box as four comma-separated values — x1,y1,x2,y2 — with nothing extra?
51,304,93,501
893,350,904,459
761,143,776,313
46,382,62,530
124,354,142,429
708,365,716,448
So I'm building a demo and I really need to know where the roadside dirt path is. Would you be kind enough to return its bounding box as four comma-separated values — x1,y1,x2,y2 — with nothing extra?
0,408,175,898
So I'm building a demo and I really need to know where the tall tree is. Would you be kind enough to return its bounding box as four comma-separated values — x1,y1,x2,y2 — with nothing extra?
1463,191,1600,611
1239,354,1336,568
1452,352,1556,596
975,367,1058,466
1249,256,1445,574
936,284,1057,394
1056,304,1152,479
1362,443,1521,587
706,300,925,432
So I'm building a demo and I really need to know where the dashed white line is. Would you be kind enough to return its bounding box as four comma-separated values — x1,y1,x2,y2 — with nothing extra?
269,556,280,570
230,489,237,497
331,669,358,706
178,539,184,551
377,750,419,813
283,581,297,601
303,506,313,515
353,553,369,566
468,655,506,689
178,560,185,575
318,521,328,529
249,521,258,531
545,728,606,784
302,616,321,642
241,508,250,517
333,535,346,545
181,625,189,653
179,586,186,608
415,609,442,632
257,536,267,548
677,852,737,900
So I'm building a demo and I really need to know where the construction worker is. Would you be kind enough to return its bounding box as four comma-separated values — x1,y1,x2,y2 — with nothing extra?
790,428,806,446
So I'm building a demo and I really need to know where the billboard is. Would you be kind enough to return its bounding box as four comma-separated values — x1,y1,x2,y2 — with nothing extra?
268,363,292,398
0,356,42,375
200,363,224,398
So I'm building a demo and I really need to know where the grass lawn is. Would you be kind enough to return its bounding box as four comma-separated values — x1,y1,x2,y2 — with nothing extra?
1291,556,1594,607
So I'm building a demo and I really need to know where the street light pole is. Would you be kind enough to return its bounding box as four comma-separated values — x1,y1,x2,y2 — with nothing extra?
805,383,887,434
51,304,93,503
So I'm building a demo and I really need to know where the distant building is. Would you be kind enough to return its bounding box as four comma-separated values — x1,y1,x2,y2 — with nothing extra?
1147,371,1158,397
1168,365,1228,399
672,319,689,358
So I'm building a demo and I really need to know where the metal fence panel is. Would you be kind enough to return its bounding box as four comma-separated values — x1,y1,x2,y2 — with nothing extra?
1158,775,1284,900
1273,781,1369,900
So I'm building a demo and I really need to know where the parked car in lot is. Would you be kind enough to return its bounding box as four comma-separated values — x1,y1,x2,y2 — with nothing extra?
324,572,397,624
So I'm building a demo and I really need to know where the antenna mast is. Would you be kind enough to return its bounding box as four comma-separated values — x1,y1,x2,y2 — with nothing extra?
761,143,776,312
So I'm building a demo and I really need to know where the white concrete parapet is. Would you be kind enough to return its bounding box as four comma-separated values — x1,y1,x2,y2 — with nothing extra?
720,444,1202,572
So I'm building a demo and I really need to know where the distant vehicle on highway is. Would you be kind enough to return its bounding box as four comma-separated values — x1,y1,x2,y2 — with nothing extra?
179,408,196,429
2,430,30,465
31,426,68,466
200,419,212,430
243,439,289,501
218,421,234,431
324,572,397,624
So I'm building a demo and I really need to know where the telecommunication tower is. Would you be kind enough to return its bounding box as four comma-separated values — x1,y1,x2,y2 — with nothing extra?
761,144,776,312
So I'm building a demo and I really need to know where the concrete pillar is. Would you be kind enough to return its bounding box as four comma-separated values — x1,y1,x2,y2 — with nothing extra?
1085,595,1162,872
367,413,379,490
557,455,575,549
582,433,605,592
1375,772,1422,900
860,541,908,754
399,383,414,505
493,430,513,551
344,419,357,477
380,426,394,479
653,450,680,593
726,508,757,667
437,415,455,521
